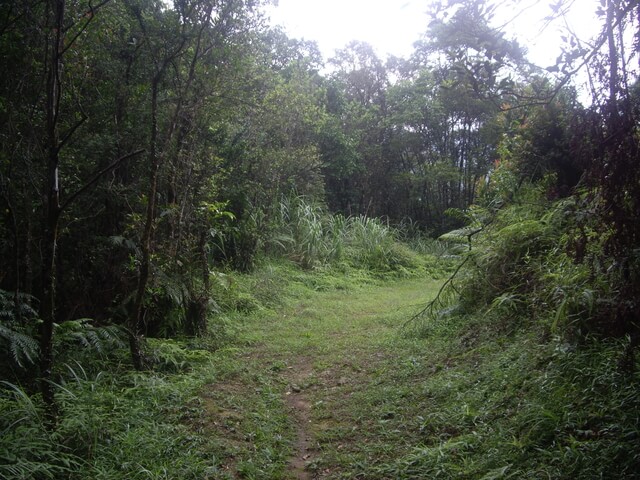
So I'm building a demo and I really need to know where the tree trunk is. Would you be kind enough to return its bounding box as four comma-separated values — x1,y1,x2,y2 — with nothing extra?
129,77,161,370
606,0,620,115
39,0,65,413
198,228,210,335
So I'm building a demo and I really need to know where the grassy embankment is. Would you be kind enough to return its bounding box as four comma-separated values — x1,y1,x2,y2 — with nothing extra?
198,259,640,479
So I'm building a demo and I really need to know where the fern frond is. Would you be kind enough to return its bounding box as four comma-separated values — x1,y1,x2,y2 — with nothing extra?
439,227,483,244
54,320,125,355
0,289,39,323
444,207,473,223
0,325,39,368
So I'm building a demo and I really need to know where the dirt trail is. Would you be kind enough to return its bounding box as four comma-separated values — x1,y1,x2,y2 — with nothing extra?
200,277,436,478
283,358,315,479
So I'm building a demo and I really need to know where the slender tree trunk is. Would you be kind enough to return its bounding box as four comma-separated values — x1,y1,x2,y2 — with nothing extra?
125,0,191,366
39,0,65,412
184,225,210,337
198,227,210,335
23,214,34,302
166,15,209,257
40,168,61,409
606,0,620,115
129,77,161,370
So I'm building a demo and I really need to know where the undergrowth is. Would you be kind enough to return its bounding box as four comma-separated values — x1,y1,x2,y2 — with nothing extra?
252,194,453,275
388,179,640,479
0,238,445,479
2,185,638,478
335,315,640,479
308,279,640,478
409,179,633,341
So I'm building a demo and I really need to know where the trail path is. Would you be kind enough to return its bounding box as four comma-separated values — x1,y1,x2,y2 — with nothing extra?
284,358,315,479
202,276,440,479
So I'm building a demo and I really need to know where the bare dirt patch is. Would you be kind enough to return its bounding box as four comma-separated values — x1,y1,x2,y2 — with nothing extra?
282,357,316,479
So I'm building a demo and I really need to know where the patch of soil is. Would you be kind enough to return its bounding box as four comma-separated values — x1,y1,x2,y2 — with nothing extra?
283,358,316,479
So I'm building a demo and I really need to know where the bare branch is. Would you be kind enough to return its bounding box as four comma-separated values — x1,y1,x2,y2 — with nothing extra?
57,112,88,154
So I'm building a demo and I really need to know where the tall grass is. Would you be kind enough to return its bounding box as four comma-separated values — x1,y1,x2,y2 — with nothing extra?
344,216,400,270
1,338,225,480
271,194,328,268
0,381,83,479
268,194,424,272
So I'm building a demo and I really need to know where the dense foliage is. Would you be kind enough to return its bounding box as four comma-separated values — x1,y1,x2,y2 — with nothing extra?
1,0,639,477
0,0,516,381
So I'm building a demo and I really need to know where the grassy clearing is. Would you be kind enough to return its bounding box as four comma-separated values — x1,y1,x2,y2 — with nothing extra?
0,257,443,480
2,253,638,479
204,265,442,479
198,259,639,479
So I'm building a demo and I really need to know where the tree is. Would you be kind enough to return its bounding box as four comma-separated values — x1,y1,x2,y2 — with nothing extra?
0,0,151,409
420,0,527,104
559,0,640,334
120,0,267,365
325,42,391,217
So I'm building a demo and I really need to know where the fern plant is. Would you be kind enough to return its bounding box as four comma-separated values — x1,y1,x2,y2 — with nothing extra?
54,319,125,355
0,289,40,371
408,178,614,341
0,324,39,369
408,185,562,335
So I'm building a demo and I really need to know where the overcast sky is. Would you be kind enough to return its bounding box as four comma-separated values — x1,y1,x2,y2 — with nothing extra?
265,0,602,68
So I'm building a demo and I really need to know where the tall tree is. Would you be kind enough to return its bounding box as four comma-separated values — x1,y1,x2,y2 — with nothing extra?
0,0,150,408
326,42,390,216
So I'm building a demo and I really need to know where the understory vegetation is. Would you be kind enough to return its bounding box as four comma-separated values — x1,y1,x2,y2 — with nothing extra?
3,188,640,478
0,207,455,479
397,182,640,478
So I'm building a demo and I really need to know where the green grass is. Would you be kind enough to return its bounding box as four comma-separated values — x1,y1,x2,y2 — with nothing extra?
2,254,638,479
215,268,441,479
202,260,639,479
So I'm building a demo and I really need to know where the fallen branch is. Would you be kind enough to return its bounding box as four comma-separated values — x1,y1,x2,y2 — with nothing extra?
403,255,470,331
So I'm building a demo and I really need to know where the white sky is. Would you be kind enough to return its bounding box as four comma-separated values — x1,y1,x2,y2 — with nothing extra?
265,0,602,68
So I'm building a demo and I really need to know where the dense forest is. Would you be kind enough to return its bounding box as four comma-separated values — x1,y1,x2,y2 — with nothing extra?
1,0,639,478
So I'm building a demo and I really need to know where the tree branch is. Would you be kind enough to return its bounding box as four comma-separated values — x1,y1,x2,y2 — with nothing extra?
57,112,88,154
61,0,112,55
60,148,145,212
403,255,471,330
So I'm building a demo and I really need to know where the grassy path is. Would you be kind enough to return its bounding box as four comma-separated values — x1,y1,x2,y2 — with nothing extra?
4,265,636,478
201,275,441,479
